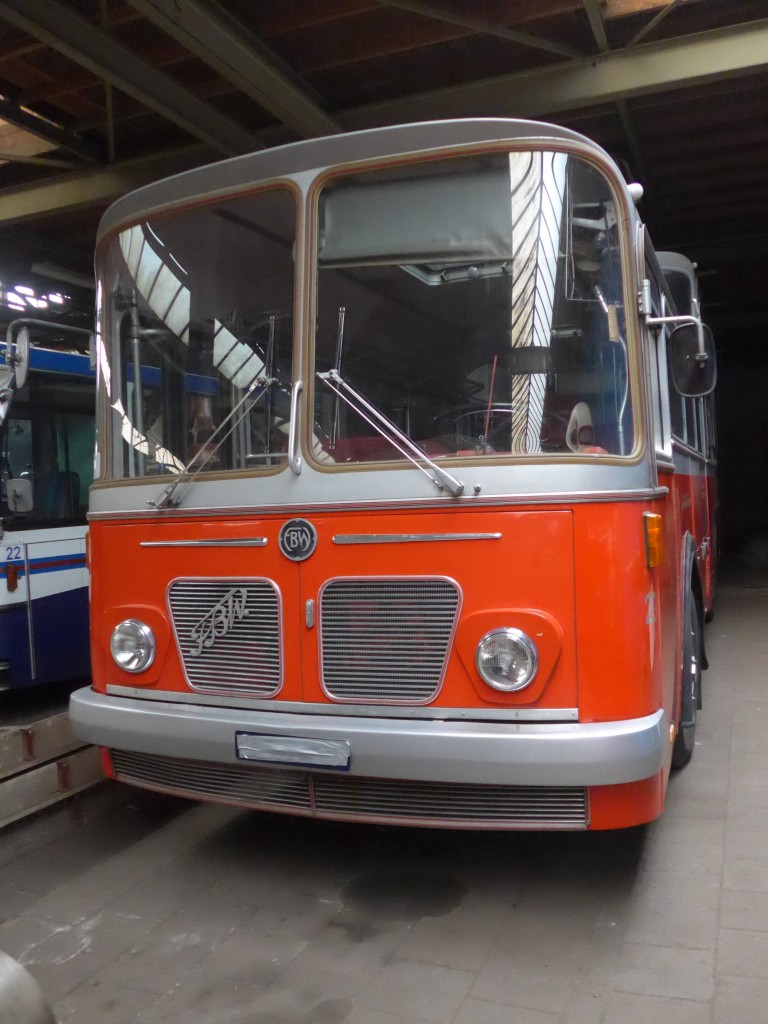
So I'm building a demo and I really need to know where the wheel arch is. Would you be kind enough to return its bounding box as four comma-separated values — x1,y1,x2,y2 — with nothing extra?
680,530,707,684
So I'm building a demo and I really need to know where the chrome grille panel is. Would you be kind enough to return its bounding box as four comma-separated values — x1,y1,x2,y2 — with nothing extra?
320,577,460,702
312,776,587,827
111,750,588,829
168,578,281,696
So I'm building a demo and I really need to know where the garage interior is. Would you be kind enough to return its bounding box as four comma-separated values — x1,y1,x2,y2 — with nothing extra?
0,0,766,571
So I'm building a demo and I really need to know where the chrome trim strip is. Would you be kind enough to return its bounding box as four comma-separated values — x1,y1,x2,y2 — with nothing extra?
140,538,268,548
71,688,668,787
89,487,670,521
671,437,708,462
333,532,502,545
103,687,579,722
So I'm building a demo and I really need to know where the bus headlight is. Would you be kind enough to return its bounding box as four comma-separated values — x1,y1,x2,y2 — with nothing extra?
110,619,156,673
476,628,538,691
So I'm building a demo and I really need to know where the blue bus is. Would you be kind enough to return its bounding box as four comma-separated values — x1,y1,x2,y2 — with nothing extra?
0,322,95,689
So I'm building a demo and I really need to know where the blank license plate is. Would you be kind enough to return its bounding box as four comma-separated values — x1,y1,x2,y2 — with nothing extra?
235,732,351,770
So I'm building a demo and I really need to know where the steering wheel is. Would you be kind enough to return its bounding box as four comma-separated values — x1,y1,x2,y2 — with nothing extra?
431,403,567,452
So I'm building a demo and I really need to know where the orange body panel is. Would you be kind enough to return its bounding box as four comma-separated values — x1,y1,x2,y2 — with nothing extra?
88,492,693,830
91,503,675,722
589,773,665,830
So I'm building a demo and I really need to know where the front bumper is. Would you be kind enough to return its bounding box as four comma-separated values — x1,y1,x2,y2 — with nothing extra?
70,687,669,787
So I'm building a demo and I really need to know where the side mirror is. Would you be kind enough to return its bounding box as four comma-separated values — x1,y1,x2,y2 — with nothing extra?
668,323,716,397
6,477,33,514
13,326,30,389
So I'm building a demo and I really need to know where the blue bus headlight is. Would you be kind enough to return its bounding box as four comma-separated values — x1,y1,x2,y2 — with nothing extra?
110,619,156,673
476,628,538,691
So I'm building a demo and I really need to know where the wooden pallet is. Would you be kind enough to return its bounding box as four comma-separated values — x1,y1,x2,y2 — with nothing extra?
0,711,103,829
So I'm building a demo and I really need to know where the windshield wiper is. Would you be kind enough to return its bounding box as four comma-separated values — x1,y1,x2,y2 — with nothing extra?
148,375,275,510
317,369,464,497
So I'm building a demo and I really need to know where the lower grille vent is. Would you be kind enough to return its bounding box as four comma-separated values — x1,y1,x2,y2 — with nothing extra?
111,750,588,829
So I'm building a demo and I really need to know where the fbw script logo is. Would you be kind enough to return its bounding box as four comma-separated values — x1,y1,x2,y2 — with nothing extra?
279,519,318,561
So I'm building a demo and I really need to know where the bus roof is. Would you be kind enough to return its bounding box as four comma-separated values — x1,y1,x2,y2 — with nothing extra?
97,118,633,244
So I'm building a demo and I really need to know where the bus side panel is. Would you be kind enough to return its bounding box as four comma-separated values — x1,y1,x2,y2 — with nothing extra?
30,584,90,686
0,604,32,688
572,500,677,733
0,533,90,689
589,772,665,829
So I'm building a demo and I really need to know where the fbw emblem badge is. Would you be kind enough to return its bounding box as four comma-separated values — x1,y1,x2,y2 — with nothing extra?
279,519,317,561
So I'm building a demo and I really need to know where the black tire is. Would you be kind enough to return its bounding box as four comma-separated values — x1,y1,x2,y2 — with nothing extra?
671,597,702,769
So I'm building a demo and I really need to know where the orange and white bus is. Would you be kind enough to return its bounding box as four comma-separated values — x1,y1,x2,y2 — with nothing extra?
70,119,717,830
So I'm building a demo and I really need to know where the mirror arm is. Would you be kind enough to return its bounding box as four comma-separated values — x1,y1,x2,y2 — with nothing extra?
6,317,95,349
639,279,708,358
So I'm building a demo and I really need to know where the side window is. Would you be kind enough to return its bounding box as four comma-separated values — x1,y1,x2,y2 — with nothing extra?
1,375,95,525
704,397,716,459
3,414,33,479
684,396,699,451
695,398,708,457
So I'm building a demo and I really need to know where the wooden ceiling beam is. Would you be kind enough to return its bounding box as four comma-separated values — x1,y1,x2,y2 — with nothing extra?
341,18,768,125
605,0,694,17
0,144,206,224
375,1,582,59
625,0,684,48
255,1,582,37
0,0,258,155
582,0,610,51
0,94,101,161
126,0,340,138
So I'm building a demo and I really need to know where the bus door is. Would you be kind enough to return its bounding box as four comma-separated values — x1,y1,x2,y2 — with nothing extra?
25,533,89,684
296,509,579,712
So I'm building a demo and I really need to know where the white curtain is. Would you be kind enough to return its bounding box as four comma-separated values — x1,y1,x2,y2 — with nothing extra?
507,151,567,453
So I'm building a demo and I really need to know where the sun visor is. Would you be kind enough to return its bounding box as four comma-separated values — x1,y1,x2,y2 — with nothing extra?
318,168,514,265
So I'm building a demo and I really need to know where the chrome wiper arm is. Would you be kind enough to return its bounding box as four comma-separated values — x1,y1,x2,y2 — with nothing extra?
148,375,275,510
318,369,464,497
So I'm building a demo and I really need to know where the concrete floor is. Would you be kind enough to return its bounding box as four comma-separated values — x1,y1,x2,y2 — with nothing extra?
1,584,767,1024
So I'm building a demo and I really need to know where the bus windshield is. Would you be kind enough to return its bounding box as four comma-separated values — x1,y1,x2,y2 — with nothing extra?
100,188,297,480
99,148,633,484
313,150,633,462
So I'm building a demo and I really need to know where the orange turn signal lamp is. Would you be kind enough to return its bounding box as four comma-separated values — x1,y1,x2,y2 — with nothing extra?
643,512,663,569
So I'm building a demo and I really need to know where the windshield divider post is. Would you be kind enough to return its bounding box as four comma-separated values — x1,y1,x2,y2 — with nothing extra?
330,306,345,451
288,380,302,475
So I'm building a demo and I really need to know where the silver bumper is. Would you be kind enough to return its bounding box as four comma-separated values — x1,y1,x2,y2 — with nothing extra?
69,687,669,787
